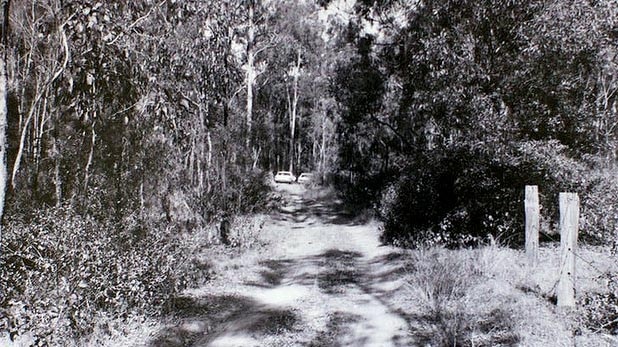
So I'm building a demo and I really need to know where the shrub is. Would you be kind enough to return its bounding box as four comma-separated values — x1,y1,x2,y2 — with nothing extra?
378,141,588,248
334,169,395,212
226,214,267,249
580,170,618,247
580,273,618,335
405,247,519,346
0,206,199,345
238,170,274,214
378,149,519,247
199,169,274,221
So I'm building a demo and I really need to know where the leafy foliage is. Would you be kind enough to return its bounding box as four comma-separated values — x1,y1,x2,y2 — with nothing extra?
580,273,618,335
1,0,333,342
580,170,618,247
334,0,617,247
0,0,617,342
0,206,203,344
378,140,591,247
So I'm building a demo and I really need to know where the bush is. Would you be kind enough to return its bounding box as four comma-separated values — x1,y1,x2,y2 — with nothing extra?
378,141,588,248
333,169,396,212
580,273,618,334
378,149,517,248
238,170,274,214
580,170,618,247
0,206,199,345
225,214,267,249
405,247,519,346
199,169,274,221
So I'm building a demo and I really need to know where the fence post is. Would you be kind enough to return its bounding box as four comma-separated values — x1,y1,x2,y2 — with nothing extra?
557,192,579,308
525,185,539,266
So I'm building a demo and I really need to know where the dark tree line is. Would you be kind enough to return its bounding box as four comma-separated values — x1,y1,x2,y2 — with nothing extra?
332,0,618,246
1,0,342,228
0,0,343,342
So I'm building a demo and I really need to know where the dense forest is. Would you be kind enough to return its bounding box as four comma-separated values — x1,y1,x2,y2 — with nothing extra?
335,0,617,247
0,0,616,344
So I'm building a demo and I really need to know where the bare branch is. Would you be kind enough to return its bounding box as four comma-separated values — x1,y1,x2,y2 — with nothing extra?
107,0,167,46
369,114,410,148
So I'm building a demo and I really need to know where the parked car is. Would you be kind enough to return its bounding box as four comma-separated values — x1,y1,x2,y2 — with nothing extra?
297,172,314,185
274,171,296,184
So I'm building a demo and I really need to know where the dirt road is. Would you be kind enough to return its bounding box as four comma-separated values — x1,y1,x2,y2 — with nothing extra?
150,184,413,347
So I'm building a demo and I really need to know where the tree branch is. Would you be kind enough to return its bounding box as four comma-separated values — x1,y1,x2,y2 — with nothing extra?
369,114,410,148
106,0,167,46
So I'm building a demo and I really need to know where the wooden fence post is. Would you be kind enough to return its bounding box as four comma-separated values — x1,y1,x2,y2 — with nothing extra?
525,185,539,266
557,192,579,308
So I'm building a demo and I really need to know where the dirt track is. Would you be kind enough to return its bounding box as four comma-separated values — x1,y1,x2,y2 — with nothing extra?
149,184,412,347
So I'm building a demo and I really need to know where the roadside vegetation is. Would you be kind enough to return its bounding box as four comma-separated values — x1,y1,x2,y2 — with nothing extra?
374,243,617,346
0,0,617,345
0,204,270,346
331,1,618,342
0,0,327,344
334,0,617,249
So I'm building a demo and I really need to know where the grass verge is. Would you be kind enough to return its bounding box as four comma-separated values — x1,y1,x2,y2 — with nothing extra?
378,242,618,346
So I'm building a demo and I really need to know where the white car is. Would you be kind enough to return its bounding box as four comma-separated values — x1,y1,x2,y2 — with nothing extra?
274,171,296,184
297,172,314,185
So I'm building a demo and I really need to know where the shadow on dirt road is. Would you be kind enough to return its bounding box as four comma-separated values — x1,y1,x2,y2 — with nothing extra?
150,294,299,347
148,184,414,347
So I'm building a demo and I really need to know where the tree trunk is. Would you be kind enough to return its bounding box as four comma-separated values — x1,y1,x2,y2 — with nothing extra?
312,136,317,171
53,135,61,207
223,27,233,129
0,0,9,248
83,120,97,193
197,154,203,197
35,91,48,171
320,112,327,181
11,84,39,189
206,130,212,193
188,141,195,184
252,146,261,170
286,87,292,171
50,97,61,206
221,151,227,192
289,49,301,173
139,181,144,220
246,0,255,150
297,141,301,173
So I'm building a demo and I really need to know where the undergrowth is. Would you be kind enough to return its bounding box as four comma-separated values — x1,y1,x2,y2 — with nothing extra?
0,206,267,346
397,243,618,346
404,247,520,346
0,206,192,345
580,273,618,335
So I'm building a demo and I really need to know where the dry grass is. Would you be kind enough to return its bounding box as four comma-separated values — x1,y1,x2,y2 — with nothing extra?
401,246,520,346
16,196,614,347
387,242,618,346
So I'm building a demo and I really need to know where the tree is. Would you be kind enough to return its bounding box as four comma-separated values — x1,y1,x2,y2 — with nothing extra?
251,0,331,173
333,0,615,246
0,0,9,252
